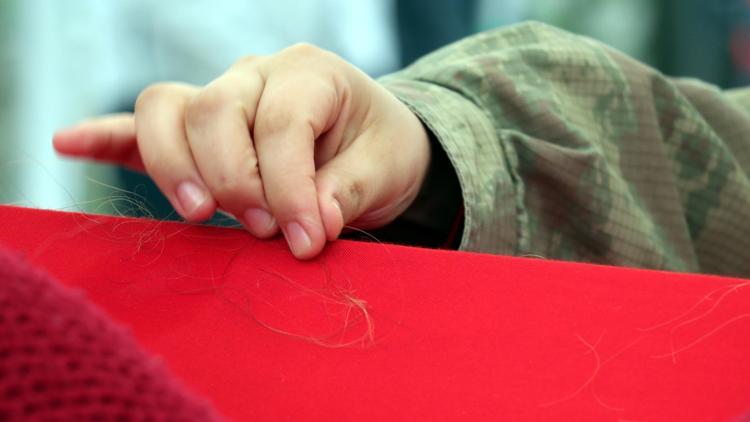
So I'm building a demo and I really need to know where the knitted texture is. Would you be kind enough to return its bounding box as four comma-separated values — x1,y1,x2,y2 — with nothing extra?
0,246,220,421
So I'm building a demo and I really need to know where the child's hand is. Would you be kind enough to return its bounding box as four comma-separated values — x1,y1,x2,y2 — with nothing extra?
53,44,431,259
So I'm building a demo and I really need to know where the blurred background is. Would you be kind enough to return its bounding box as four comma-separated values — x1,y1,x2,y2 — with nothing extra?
1,0,749,217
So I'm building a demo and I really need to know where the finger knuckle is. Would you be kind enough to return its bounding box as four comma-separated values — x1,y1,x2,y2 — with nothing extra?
185,85,242,125
277,43,343,70
135,83,181,110
231,54,261,69
284,42,322,57
255,105,297,138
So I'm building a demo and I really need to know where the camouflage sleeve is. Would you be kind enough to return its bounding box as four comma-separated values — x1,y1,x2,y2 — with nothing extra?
378,21,750,277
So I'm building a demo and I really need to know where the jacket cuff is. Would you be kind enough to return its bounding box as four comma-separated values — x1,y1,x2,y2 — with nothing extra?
379,78,519,255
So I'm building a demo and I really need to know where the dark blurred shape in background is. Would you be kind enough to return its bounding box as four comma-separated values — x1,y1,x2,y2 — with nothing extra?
396,0,477,66
655,0,750,87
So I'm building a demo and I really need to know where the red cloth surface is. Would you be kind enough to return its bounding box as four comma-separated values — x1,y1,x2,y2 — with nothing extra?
0,246,218,421
0,204,749,421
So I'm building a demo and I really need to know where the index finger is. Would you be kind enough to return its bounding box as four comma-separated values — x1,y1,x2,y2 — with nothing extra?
53,113,145,171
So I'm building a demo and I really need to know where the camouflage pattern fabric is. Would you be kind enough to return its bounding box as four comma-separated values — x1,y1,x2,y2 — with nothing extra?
380,22,750,277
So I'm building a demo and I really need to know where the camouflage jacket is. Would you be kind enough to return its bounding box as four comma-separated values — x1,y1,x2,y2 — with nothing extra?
380,22,750,277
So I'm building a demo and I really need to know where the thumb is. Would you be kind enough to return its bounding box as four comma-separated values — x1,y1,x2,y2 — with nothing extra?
315,140,427,242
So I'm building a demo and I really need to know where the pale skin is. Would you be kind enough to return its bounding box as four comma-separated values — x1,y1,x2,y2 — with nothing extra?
53,44,431,260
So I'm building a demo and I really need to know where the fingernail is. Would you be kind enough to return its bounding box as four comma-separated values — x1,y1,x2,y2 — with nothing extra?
176,181,207,215
284,221,312,257
243,208,276,236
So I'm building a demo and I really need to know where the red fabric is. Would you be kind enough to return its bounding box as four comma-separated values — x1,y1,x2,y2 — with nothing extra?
0,204,749,421
0,245,218,420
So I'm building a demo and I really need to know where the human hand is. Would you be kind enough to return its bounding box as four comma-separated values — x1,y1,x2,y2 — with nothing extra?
53,44,431,259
